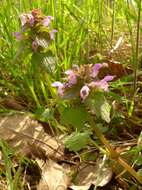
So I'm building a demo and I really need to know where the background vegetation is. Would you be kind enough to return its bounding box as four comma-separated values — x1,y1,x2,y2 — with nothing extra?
0,0,142,189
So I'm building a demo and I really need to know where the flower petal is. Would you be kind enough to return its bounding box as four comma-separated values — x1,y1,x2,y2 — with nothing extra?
49,29,57,40
19,13,34,27
57,87,64,96
89,80,109,91
65,69,74,75
43,16,54,27
65,69,77,86
103,75,115,82
80,85,90,101
52,82,64,96
52,81,63,87
91,63,102,78
19,14,27,26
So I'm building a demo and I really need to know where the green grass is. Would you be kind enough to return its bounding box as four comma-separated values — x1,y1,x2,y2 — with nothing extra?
0,0,142,188
0,0,140,106
0,139,23,190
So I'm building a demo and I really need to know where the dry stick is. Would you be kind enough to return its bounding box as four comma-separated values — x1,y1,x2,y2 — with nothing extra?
90,119,142,184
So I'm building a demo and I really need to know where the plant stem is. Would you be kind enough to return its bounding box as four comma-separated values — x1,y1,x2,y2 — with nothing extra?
118,157,142,183
90,118,142,184
90,118,118,158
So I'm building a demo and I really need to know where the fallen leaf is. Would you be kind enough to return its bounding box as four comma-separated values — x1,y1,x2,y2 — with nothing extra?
37,159,70,190
73,157,112,188
98,61,132,80
0,113,64,160
0,96,26,111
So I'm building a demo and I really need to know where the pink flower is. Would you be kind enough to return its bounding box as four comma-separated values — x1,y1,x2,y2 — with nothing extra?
43,16,53,27
52,81,64,96
91,80,109,91
65,69,77,87
13,32,23,41
52,81,63,87
89,75,114,91
19,14,27,26
91,64,102,78
103,75,114,82
80,85,90,101
49,29,57,40
20,13,34,27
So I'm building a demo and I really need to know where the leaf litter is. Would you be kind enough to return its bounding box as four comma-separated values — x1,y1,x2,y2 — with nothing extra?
0,113,63,159
0,113,115,189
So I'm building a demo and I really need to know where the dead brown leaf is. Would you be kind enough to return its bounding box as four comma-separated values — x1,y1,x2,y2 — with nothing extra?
37,159,70,190
0,113,64,160
70,157,112,189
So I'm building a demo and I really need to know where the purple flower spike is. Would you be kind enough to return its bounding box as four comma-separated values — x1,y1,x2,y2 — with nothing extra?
43,16,54,27
13,32,23,41
49,29,57,40
80,85,90,101
91,63,102,78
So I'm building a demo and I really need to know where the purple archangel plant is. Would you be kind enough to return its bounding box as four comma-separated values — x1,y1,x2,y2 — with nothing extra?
52,63,115,124
52,64,142,184
13,9,58,77
13,9,57,52
52,63,115,101
13,9,58,108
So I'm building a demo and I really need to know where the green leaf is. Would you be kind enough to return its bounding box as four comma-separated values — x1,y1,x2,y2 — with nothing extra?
61,106,89,130
31,51,56,73
36,37,49,48
86,92,111,123
64,131,91,152
95,123,109,133
101,100,111,123
34,107,53,122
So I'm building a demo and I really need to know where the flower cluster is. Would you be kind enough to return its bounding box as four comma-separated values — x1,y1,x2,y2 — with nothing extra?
13,9,57,52
52,64,115,101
